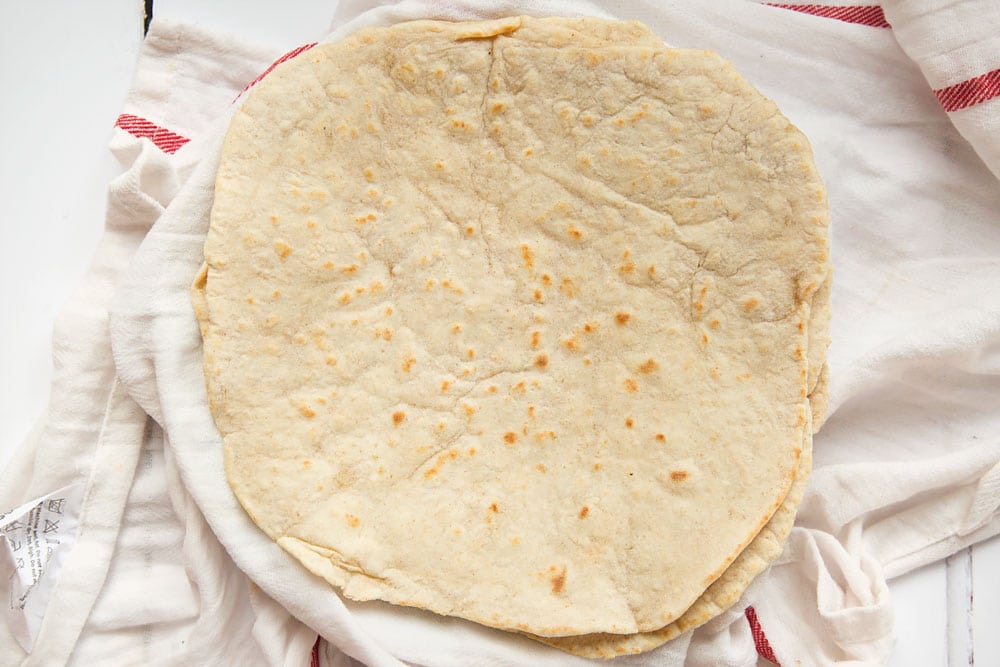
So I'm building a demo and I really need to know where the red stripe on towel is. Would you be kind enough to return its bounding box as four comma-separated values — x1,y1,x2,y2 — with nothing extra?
236,42,318,100
745,606,781,665
766,4,891,28
113,114,190,154
934,68,1000,112
310,635,321,667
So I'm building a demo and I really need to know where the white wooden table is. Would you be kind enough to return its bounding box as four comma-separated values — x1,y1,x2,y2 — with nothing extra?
1,1,996,665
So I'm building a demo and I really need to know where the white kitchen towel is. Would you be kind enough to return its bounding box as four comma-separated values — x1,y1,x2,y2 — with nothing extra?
883,0,1000,179
0,21,344,667
5,1,1000,666
108,2,1000,666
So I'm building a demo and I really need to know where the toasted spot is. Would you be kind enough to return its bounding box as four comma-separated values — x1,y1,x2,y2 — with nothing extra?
579,506,589,519
624,378,638,392
441,380,451,392
593,462,602,471
466,348,475,359
670,470,689,482
531,331,540,349
615,312,631,325
561,337,580,351
392,410,406,425
534,353,548,369
511,536,521,546
402,356,416,372
462,402,476,416
345,514,360,528
655,433,666,442
541,273,552,286
465,225,475,235
583,322,594,333
468,448,477,456
625,417,634,428
550,566,567,594
274,241,293,259
744,297,759,312
558,278,577,297
451,323,462,333
325,355,337,366
638,358,659,374
339,292,352,305
491,102,505,113
503,431,518,444
521,244,534,269
299,405,316,419
701,332,710,345
710,318,721,329
489,502,499,513
341,264,358,274
527,405,535,417
566,225,582,240
536,463,547,473
534,289,543,302
619,261,635,274
710,367,722,380
363,168,375,182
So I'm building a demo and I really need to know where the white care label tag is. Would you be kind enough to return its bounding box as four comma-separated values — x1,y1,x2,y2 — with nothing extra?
1,484,84,651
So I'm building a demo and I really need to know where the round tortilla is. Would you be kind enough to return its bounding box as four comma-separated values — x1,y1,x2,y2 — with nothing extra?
196,15,830,647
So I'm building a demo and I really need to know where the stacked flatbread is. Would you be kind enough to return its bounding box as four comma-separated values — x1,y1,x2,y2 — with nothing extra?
193,16,831,657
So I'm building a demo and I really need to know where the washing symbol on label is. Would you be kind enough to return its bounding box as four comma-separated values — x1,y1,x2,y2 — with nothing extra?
42,519,59,534
46,499,66,515
3,521,23,533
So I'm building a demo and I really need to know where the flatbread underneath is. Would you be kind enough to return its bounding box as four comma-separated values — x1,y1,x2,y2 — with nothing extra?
195,15,830,650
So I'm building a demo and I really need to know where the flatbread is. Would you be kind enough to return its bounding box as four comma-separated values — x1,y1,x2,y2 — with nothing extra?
533,425,812,656
195,15,830,647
